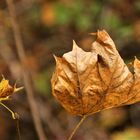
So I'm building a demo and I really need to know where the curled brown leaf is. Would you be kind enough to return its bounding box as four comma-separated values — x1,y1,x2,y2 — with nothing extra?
51,30,140,116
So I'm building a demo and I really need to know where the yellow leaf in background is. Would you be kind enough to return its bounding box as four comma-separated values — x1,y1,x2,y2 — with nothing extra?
0,76,23,101
0,76,23,119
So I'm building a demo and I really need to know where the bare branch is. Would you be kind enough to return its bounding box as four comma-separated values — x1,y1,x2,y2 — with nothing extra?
5,0,47,139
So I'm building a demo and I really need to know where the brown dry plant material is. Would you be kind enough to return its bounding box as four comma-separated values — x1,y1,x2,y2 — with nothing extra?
51,30,140,116
0,77,23,101
0,77,23,119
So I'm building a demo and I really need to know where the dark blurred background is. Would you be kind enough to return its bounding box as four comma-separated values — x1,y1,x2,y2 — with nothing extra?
0,0,140,140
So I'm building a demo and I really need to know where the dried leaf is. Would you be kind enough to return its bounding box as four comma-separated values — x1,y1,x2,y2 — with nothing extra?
123,57,140,105
51,30,140,116
0,77,23,101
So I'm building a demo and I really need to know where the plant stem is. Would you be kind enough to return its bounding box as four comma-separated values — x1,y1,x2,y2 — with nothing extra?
68,115,87,140
0,102,21,139
15,118,21,140
5,0,47,139
0,102,17,119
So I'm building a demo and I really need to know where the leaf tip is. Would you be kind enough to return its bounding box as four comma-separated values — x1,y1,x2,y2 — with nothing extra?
134,56,138,60
89,32,97,36
53,54,57,59
1,74,5,80
97,29,108,39
72,40,82,52
134,56,140,64
133,56,140,73
14,86,24,93
72,40,77,49
53,54,60,62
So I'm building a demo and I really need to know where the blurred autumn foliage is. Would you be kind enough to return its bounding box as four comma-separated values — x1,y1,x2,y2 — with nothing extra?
1,0,140,140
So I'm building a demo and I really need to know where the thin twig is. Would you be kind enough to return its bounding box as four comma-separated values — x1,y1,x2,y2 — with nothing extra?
6,0,47,140
0,102,17,119
15,118,21,140
68,115,87,140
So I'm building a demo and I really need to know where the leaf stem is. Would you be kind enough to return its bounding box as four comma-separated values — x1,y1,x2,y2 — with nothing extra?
68,115,87,140
0,101,17,119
